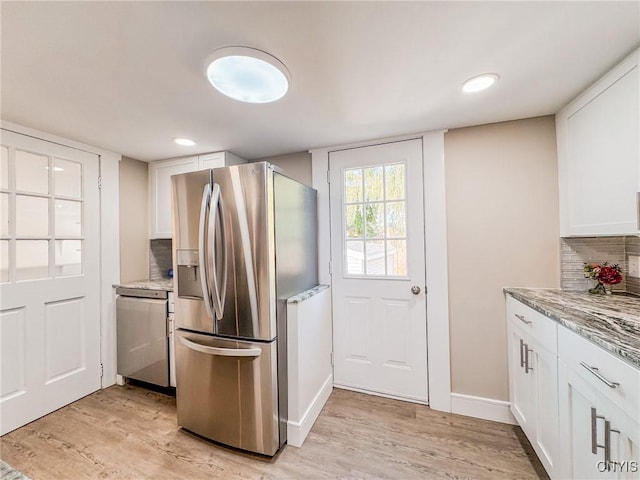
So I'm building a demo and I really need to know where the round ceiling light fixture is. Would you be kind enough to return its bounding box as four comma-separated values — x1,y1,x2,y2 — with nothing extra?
205,46,290,104
173,137,196,146
462,73,500,93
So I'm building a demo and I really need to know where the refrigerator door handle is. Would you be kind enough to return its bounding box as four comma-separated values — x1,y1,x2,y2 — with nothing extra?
178,336,262,357
208,183,227,319
198,183,215,320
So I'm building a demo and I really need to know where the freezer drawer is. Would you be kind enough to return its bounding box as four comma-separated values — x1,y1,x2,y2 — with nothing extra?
116,295,169,387
176,330,280,455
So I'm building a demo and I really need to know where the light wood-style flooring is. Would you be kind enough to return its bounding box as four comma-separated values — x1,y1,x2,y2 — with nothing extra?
1,385,547,479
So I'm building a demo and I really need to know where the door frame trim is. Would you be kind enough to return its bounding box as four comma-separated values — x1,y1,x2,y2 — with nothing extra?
310,129,452,413
2,120,121,388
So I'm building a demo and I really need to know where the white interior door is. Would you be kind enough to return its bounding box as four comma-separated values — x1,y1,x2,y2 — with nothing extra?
0,129,101,435
329,139,428,402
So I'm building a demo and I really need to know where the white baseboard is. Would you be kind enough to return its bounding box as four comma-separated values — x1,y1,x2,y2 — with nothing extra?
287,374,333,448
450,393,517,425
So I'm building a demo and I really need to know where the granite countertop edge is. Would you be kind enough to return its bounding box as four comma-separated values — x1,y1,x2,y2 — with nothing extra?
113,278,174,291
287,284,329,303
504,287,640,370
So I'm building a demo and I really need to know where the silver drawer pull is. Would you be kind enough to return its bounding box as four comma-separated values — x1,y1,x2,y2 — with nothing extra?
580,362,620,389
515,314,532,325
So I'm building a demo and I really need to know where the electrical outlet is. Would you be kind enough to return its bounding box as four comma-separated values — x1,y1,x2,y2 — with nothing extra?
629,255,640,278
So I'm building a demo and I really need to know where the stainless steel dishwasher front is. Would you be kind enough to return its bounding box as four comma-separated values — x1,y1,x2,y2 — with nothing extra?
116,287,169,387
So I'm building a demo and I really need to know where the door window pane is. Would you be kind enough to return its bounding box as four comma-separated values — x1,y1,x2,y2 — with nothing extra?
364,167,383,201
345,240,364,275
0,240,8,282
16,150,48,194
54,158,82,198
364,203,384,239
16,240,49,280
345,204,363,239
55,240,82,276
0,146,8,190
55,200,82,237
1,193,8,236
387,240,407,276
364,240,386,275
16,195,49,237
344,168,363,203
384,164,405,200
386,202,406,238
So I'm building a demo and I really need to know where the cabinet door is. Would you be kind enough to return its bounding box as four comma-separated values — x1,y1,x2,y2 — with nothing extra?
557,50,639,236
558,359,609,479
198,152,225,170
508,324,535,437
531,341,559,477
599,397,640,480
149,157,199,238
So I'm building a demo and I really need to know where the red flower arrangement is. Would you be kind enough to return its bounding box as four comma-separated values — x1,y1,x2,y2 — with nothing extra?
583,262,623,294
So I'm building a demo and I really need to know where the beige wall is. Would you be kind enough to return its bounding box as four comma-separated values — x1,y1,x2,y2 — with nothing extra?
444,116,561,401
119,156,149,282
252,151,312,185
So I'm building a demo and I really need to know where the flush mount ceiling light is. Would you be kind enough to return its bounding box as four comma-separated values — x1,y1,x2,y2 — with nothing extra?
173,137,196,146
205,46,290,104
462,73,500,93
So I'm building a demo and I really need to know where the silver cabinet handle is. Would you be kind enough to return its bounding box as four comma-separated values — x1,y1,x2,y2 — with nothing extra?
524,343,534,373
411,285,421,295
580,362,620,389
519,338,525,368
604,420,621,467
198,183,214,321
179,336,261,357
591,407,606,454
515,314,532,325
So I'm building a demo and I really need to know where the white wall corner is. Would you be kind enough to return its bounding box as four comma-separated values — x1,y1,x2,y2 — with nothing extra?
450,393,517,425
422,130,452,413
100,153,121,387
310,148,331,286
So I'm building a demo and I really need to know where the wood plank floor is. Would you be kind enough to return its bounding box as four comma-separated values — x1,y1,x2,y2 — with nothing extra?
1,385,547,479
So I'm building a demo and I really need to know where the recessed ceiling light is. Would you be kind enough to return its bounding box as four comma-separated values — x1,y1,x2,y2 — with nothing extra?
174,137,196,147
462,73,499,93
205,46,290,104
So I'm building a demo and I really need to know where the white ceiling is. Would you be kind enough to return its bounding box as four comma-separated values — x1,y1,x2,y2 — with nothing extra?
1,2,639,161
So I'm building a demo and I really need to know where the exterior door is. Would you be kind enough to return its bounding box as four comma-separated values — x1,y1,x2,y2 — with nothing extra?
329,139,428,402
0,129,101,435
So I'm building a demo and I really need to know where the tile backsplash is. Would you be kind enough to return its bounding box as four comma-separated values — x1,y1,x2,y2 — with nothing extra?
561,236,639,294
626,236,640,295
150,239,173,280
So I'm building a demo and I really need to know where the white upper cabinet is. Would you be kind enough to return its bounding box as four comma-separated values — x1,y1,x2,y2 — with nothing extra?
149,152,246,238
556,48,639,236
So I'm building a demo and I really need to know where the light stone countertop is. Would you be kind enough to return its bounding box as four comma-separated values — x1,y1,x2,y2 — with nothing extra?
287,284,329,303
505,288,640,369
113,278,174,291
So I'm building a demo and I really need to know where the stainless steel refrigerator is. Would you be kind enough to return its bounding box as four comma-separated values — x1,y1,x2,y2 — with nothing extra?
171,162,317,456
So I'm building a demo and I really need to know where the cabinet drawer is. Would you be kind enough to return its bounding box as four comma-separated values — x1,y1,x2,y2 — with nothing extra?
558,325,640,422
506,295,557,354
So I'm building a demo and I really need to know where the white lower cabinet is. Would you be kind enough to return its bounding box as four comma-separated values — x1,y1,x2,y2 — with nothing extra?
558,326,640,480
507,296,559,477
507,295,640,480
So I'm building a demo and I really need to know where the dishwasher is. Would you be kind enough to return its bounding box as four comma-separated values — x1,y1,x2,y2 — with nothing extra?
116,287,170,387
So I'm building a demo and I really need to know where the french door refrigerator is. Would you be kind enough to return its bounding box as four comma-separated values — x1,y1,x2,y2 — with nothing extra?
171,162,317,456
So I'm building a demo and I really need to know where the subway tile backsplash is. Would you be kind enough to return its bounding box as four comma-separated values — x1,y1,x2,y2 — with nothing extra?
150,239,173,280
561,236,640,294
